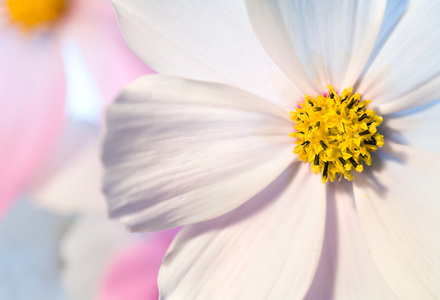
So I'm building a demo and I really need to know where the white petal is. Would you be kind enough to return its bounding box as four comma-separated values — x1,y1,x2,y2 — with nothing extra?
30,121,107,214
360,0,410,79
353,142,440,299
110,0,301,109
103,75,294,231
61,215,131,300
357,0,440,114
158,163,326,300
306,181,396,300
382,100,440,153
245,0,386,94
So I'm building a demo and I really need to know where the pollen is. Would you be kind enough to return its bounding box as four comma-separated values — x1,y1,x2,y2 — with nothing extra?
290,85,384,183
6,0,66,29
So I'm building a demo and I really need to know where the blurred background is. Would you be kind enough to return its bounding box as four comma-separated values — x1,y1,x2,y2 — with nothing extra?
0,0,175,299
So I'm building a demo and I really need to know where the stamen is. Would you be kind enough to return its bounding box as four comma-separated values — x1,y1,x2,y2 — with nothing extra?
290,85,384,183
301,141,310,147
358,114,368,122
338,157,346,165
314,154,320,166
323,162,329,178
347,99,356,109
349,158,358,168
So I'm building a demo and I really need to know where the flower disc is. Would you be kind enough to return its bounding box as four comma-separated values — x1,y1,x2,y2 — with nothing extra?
290,85,384,183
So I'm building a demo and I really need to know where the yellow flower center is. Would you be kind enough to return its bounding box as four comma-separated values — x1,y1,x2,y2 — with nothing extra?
290,85,384,183
6,0,66,29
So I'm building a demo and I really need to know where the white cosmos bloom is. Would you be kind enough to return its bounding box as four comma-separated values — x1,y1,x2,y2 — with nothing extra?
103,0,440,299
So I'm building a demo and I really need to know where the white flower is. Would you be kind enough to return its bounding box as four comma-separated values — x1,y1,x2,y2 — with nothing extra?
103,0,440,299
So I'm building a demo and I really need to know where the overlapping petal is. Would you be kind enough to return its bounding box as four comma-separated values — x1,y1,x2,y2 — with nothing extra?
158,163,326,300
357,0,440,114
103,75,294,231
306,181,396,300
245,0,386,94
109,0,301,109
382,100,440,154
353,142,440,299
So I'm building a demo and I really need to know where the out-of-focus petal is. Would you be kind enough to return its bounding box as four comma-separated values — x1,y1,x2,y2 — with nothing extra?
159,163,326,300
97,229,178,300
0,32,65,217
109,0,301,109
63,0,151,104
356,0,440,114
29,121,107,214
103,75,294,231
61,215,131,300
382,100,440,154
245,0,385,94
0,198,71,300
306,181,396,300
353,142,440,299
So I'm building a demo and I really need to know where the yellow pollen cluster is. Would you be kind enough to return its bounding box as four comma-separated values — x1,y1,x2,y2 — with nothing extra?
290,85,384,183
6,0,66,29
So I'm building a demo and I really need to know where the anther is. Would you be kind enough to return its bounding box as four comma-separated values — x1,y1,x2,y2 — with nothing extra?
364,139,377,145
314,154,319,165
338,157,346,165
359,130,370,136
347,99,356,109
349,157,358,168
301,141,310,147
319,141,328,150
358,114,368,122
323,162,329,178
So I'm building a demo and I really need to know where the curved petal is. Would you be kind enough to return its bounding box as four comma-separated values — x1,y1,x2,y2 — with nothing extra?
158,163,326,300
0,32,65,217
306,181,396,300
109,0,301,109
103,75,294,231
353,142,440,299
381,100,440,154
97,229,178,300
356,0,440,114
245,0,386,94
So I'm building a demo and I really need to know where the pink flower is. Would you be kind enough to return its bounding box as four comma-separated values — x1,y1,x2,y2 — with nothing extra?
97,229,179,300
0,0,150,216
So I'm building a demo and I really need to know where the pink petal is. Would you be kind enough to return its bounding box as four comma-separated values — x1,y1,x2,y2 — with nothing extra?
97,229,178,300
0,32,65,217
